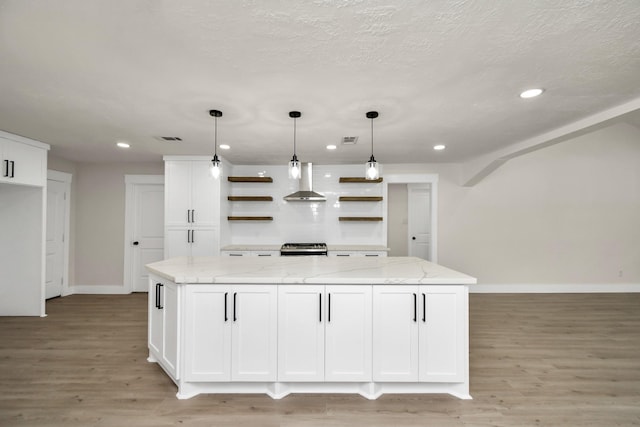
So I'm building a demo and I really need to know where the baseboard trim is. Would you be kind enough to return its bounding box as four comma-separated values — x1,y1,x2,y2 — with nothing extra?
68,285,130,295
471,283,640,293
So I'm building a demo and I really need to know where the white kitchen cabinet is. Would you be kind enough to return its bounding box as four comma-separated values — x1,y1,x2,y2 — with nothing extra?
0,136,47,186
165,160,218,228
328,251,387,257
372,285,465,383
221,250,280,257
183,285,277,382
164,157,221,258
148,276,180,379
277,284,372,382
165,228,219,258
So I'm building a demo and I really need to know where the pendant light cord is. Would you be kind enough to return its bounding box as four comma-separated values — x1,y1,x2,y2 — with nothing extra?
293,116,297,157
214,115,218,157
370,117,374,157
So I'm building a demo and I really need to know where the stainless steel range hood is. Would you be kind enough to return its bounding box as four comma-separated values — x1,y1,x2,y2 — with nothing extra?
283,163,326,201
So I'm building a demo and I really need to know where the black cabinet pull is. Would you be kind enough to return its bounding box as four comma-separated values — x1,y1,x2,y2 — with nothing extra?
187,210,190,223
328,293,331,323
233,292,237,322
413,293,417,322
191,209,195,223
2,160,8,177
422,293,426,322
9,161,15,178
319,293,322,322
191,230,195,243
157,283,164,309
155,283,160,308
224,292,228,322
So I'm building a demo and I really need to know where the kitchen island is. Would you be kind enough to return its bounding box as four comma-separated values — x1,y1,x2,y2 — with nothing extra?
146,256,476,400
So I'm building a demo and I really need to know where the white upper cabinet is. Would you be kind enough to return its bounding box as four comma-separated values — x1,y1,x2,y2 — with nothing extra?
165,160,219,228
0,136,48,187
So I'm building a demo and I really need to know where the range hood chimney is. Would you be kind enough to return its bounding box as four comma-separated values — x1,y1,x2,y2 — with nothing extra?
283,163,326,201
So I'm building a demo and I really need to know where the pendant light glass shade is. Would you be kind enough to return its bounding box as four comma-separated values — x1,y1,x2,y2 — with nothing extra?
288,111,302,179
209,109,223,179
365,111,379,180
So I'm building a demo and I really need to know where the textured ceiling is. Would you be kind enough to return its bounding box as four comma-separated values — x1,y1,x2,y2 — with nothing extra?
1,0,639,165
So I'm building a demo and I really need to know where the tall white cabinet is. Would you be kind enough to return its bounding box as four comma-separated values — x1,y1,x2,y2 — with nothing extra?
0,131,49,316
164,157,221,258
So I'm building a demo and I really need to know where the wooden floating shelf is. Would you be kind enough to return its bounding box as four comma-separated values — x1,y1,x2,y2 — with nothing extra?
339,216,384,222
339,177,383,183
228,176,273,183
227,196,273,202
228,216,273,221
339,196,383,202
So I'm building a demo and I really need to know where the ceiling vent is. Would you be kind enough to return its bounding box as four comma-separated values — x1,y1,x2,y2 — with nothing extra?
155,136,183,142
341,136,358,145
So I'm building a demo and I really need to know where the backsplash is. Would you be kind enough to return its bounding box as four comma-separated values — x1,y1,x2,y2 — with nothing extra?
225,164,386,245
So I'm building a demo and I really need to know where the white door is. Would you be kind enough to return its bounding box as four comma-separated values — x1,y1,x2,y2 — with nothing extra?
408,184,431,260
231,285,278,381
372,285,419,382
131,184,164,292
277,285,325,382
324,285,372,382
419,285,465,383
45,179,67,299
184,285,232,381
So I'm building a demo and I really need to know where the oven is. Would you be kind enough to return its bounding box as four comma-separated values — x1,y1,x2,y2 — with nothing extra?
280,242,328,256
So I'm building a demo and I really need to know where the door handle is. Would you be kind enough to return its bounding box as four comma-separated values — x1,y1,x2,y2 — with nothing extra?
132,241,139,246
328,293,331,323
233,292,237,322
412,236,416,240
191,230,195,243
156,283,164,309
422,293,426,322
2,160,7,177
191,209,195,223
9,161,15,178
224,292,228,322
413,293,417,322
319,293,322,322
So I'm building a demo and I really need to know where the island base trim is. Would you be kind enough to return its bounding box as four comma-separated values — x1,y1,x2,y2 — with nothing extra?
174,381,471,400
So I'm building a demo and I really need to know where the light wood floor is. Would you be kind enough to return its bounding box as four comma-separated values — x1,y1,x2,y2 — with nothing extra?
1,293,639,427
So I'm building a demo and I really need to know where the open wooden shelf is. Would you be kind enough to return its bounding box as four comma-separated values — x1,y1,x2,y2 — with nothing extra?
228,216,273,221
339,196,383,202
228,176,273,183
339,216,384,222
339,177,383,183
228,196,273,202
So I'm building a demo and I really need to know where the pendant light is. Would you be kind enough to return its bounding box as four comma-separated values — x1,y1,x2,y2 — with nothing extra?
365,111,379,180
288,111,302,179
209,109,222,179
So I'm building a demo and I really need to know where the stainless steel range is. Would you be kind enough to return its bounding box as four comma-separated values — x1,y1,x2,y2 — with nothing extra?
280,242,328,256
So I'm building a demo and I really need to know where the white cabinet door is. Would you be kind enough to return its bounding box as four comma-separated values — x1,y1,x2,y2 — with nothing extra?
372,286,419,382
148,278,180,380
189,161,218,228
231,286,278,381
325,285,372,382
277,285,325,382
165,161,192,227
190,228,219,256
419,286,465,383
165,229,191,259
184,285,232,381
1,139,45,186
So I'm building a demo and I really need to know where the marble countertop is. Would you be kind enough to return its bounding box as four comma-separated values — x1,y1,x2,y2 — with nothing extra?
221,244,389,252
146,256,476,285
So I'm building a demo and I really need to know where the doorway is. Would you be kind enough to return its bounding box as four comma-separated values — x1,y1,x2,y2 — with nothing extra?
386,175,438,262
123,175,164,293
46,170,72,299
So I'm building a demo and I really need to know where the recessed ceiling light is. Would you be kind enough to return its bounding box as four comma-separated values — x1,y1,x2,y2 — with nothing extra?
326,144,337,150
219,144,230,150
433,144,446,151
116,142,130,148
519,88,544,98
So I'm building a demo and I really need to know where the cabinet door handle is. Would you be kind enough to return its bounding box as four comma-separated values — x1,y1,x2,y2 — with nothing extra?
158,283,164,309
191,230,195,243
187,210,190,223
224,292,228,322
319,293,322,322
328,293,331,323
155,283,160,308
233,292,237,322
9,161,15,178
413,293,417,322
422,293,426,322
191,209,195,223
2,160,7,177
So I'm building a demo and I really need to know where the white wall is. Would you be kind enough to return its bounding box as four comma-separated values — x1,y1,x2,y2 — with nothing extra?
387,184,408,256
385,122,640,287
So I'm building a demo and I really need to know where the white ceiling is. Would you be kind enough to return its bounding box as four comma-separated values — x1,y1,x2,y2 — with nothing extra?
1,0,639,166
